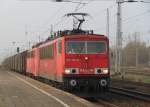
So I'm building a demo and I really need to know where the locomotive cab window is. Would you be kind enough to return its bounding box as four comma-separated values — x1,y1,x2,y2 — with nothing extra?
66,41,106,54
66,41,85,54
87,42,106,54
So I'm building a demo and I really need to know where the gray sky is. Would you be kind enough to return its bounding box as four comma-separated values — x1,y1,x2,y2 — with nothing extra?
0,0,150,62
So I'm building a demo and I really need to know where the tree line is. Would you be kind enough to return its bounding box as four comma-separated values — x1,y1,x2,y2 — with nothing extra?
110,32,150,67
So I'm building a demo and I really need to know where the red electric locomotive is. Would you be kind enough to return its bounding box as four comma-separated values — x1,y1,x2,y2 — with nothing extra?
26,48,40,77
26,13,110,95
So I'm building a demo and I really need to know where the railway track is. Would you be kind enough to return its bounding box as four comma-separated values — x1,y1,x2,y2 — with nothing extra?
91,86,150,107
109,86,150,102
97,99,119,107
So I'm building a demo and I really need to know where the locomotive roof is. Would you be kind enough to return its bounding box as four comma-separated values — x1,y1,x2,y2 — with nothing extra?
32,29,107,48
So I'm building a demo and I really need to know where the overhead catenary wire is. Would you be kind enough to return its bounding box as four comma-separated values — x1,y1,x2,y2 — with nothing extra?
95,9,150,32
36,16,69,40
25,2,72,45
36,0,114,34
140,0,150,3
29,3,67,36
37,3,68,30
31,0,114,39
24,0,150,44
36,0,94,37
123,10,150,23
73,0,93,12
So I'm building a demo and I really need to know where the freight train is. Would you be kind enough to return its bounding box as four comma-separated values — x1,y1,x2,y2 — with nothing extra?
2,13,110,96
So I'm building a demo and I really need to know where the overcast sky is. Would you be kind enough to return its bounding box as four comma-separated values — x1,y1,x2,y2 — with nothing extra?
0,0,150,62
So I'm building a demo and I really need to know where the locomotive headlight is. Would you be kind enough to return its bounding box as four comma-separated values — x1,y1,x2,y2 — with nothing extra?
95,68,102,74
65,69,71,74
65,68,79,74
102,69,109,74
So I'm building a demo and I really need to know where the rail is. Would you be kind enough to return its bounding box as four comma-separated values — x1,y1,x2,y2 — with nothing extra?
109,86,150,102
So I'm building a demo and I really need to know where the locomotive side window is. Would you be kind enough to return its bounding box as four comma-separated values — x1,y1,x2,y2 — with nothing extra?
58,41,62,54
40,44,54,59
40,48,44,59
49,44,54,58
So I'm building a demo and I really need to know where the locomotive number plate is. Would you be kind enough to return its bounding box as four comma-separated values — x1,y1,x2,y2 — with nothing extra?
80,69,94,74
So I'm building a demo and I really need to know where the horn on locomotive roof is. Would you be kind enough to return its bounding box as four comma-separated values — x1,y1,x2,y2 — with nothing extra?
64,13,90,31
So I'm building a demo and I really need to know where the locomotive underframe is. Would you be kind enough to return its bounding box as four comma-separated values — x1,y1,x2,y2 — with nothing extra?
63,76,110,92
